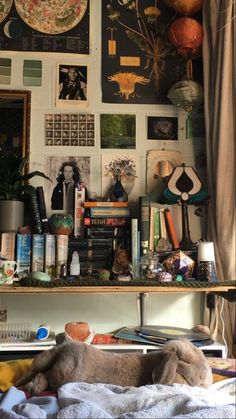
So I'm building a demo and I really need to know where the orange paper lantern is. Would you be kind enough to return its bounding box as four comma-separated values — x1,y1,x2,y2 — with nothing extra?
164,0,203,15
168,17,203,57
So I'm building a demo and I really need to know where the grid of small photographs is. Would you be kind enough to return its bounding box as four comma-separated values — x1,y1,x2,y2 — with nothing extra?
45,113,95,146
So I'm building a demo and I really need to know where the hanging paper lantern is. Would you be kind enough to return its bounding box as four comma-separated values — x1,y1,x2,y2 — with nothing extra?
168,17,203,58
164,0,203,15
167,78,203,112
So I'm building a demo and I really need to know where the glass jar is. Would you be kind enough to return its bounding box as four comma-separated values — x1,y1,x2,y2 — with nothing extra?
140,251,165,280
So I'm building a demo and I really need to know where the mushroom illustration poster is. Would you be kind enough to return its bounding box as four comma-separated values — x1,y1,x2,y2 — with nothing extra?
0,0,90,53
102,154,140,202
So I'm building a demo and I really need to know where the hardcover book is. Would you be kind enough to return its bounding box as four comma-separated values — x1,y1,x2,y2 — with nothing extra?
84,201,128,208
0,233,16,260
74,185,86,237
131,218,139,276
69,237,114,250
16,234,32,276
36,186,49,234
86,207,130,218
164,208,180,250
30,188,43,234
139,195,150,256
31,234,45,272
207,357,236,377
84,217,130,226
84,226,129,238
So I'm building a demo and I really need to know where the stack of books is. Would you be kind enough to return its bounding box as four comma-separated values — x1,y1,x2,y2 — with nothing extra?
68,237,115,274
138,196,180,256
83,201,131,239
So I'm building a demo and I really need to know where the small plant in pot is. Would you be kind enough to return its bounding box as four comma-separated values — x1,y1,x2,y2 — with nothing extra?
0,150,51,233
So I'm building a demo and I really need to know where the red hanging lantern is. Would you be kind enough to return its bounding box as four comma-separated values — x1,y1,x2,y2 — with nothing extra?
168,17,203,58
164,0,203,15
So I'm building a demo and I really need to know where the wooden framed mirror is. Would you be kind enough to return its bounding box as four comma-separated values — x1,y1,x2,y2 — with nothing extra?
0,90,31,158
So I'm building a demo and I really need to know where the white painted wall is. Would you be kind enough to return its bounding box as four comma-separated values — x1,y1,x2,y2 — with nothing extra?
0,1,205,335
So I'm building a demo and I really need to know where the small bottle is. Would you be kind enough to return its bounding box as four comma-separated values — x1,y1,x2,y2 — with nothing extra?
36,324,50,340
70,251,80,276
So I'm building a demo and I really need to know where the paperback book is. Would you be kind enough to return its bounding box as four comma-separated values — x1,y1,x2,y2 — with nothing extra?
84,201,128,208
0,232,16,260
85,207,130,218
16,234,32,276
31,234,45,272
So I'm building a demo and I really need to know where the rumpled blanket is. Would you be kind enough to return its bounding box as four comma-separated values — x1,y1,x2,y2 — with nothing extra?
0,378,235,418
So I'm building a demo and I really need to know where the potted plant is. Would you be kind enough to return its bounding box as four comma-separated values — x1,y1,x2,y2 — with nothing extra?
0,150,51,233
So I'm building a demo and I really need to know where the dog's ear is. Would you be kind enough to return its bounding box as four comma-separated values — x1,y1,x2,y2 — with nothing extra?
152,351,178,384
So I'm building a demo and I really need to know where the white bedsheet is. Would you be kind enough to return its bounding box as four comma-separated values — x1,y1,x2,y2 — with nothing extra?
0,378,235,418
57,378,236,418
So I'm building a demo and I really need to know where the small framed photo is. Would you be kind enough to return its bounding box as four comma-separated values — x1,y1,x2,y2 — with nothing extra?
56,64,88,106
147,116,178,140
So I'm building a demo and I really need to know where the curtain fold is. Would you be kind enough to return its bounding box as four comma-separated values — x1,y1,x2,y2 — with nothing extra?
202,0,235,357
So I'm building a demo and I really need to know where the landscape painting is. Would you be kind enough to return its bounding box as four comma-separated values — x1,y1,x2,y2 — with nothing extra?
100,114,136,149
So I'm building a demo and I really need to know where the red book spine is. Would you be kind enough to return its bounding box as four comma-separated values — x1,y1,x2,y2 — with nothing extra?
164,209,179,250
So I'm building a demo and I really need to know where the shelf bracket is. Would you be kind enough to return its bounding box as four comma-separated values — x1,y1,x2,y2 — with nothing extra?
136,292,149,326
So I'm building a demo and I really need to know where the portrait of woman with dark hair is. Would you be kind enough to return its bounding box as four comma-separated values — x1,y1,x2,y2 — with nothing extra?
51,160,81,213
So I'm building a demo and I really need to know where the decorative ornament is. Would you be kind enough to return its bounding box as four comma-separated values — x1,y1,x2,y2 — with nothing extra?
49,213,74,235
167,77,203,112
164,0,203,15
168,17,203,58
109,173,128,202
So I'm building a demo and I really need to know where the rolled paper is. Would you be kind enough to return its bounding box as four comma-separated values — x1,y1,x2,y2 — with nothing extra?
197,242,215,262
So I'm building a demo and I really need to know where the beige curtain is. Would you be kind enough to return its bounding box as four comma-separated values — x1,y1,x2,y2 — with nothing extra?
202,0,236,357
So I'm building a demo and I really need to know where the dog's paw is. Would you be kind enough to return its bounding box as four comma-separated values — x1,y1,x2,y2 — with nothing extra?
21,373,48,395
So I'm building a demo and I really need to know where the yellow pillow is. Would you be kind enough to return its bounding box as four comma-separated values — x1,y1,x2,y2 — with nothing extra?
0,359,32,392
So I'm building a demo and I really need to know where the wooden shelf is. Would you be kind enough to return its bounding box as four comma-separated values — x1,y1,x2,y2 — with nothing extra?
0,283,235,294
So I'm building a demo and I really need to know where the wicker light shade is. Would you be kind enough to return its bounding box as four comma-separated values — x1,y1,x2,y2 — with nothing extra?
164,0,203,15
167,78,203,112
168,17,203,57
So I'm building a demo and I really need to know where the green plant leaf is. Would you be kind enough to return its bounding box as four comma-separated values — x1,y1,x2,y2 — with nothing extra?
125,30,149,52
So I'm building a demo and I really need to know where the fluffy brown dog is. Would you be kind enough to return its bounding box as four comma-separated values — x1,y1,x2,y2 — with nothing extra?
16,339,212,394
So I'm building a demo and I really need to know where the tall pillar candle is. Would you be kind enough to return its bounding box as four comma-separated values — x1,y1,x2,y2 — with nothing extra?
198,242,215,262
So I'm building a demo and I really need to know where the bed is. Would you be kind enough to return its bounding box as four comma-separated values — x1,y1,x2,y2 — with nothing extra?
0,358,235,418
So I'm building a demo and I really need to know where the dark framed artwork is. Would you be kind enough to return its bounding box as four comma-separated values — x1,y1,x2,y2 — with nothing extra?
100,114,136,149
56,64,88,106
0,1,89,54
147,116,178,141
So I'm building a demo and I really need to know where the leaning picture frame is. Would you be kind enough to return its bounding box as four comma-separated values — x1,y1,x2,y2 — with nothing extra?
56,64,88,107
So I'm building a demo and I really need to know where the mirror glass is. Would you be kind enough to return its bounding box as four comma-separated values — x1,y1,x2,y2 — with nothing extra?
0,90,31,158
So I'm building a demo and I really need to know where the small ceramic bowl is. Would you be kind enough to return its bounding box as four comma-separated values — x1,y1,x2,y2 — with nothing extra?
64,321,95,345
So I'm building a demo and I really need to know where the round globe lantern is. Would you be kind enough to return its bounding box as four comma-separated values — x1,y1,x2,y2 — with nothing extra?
168,17,203,58
164,0,203,15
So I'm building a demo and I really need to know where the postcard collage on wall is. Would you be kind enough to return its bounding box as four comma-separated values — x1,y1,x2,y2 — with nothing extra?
0,0,205,214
